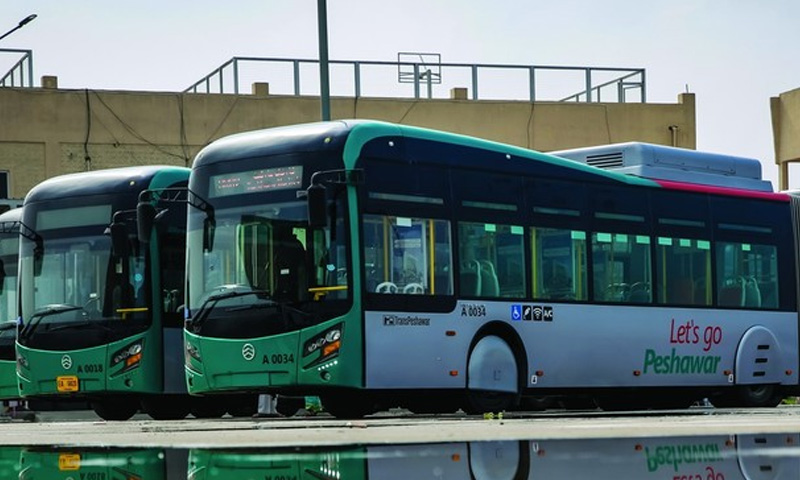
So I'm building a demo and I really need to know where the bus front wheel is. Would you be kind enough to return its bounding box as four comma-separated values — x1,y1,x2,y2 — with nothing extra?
320,392,375,419
463,335,520,414
91,396,139,421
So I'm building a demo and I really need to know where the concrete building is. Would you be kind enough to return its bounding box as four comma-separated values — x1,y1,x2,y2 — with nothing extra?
771,87,800,190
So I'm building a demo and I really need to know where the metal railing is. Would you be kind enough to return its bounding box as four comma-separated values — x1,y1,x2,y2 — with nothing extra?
185,56,646,103
0,48,33,88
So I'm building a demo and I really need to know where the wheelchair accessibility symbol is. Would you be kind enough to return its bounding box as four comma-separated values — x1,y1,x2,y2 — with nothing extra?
511,305,522,321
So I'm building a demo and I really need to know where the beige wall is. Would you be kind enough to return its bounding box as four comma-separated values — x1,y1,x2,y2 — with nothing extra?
771,87,800,190
0,85,696,200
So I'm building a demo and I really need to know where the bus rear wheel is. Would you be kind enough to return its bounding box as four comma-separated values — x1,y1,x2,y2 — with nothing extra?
91,397,139,421
320,392,375,419
712,385,784,408
141,395,190,420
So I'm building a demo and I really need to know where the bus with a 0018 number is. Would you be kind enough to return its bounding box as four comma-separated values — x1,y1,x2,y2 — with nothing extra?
14,166,232,420
0,208,21,402
183,120,799,417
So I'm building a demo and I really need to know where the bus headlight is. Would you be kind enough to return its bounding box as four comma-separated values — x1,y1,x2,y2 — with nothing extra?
186,342,202,363
111,340,143,372
303,324,342,368
17,354,29,370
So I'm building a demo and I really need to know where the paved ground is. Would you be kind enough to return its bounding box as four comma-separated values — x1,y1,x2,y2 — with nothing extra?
4,406,800,448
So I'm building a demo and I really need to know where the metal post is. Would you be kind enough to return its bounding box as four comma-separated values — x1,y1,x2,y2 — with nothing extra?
529,66,536,102
293,60,301,96
317,0,331,121
425,69,432,99
354,62,361,98
471,65,479,100
640,70,647,103
233,59,240,95
413,64,420,99
585,68,592,103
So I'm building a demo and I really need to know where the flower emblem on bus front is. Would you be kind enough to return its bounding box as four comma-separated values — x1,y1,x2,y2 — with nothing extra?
61,355,73,370
242,343,256,361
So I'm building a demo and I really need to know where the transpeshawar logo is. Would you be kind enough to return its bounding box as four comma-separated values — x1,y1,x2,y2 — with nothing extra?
383,315,430,326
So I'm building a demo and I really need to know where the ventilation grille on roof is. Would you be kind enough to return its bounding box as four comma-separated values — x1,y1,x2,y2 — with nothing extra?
585,152,624,169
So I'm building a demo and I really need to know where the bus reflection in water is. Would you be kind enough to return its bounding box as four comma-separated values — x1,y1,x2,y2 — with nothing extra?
7,434,800,480
187,434,800,480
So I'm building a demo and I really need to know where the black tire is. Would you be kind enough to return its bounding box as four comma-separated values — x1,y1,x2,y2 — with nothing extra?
91,397,139,421
226,394,258,417
190,396,227,419
712,385,783,408
463,335,521,415
517,396,554,412
463,390,520,415
140,395,190,420
275,395,305,417
321,393,375,419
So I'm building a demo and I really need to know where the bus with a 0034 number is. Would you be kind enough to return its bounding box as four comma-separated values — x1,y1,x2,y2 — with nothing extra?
183,120,800,417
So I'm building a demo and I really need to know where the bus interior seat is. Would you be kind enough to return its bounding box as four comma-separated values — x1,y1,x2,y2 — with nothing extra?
668,277,694,305
460,260,481,296
479,260,500,297
628,282,650,303
718,277,745,307
759,281,778,308
743,277,762,307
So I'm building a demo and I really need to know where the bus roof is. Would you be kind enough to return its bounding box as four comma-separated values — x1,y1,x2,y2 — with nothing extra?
191,120,789,202
24,166,190,204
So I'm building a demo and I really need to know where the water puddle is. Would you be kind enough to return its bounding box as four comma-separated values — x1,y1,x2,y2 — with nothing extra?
7,433,799,479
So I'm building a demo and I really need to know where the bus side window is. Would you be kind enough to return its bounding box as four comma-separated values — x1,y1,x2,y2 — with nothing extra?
656,237,711,306
716,242,777,309
458,222,525,299
532,227,587,301
363,215,453,296
591,232,651,303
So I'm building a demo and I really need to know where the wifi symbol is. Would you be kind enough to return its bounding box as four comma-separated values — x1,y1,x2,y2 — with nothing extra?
532,306,544,321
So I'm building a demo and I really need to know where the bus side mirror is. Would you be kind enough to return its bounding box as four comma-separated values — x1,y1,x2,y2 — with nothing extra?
33,238,43,277
203,217,216,252
110,222,129,258
137,202,156,244
307,183,327,228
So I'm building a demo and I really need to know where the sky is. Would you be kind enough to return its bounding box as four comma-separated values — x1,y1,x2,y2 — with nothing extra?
3,0,800,187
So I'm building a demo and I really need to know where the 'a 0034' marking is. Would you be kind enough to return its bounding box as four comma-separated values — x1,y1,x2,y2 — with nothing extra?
262,353,295,365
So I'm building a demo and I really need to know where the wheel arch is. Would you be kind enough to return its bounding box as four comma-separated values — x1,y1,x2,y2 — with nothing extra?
467,321,528,392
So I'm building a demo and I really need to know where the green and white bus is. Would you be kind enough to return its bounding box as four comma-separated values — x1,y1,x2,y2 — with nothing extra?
0,208,21,401
184,120,799,417
15,166,215,420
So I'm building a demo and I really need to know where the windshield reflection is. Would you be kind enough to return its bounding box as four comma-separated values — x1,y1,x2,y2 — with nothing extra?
5,433,800,480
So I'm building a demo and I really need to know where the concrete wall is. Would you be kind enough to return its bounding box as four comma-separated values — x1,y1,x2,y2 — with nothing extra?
0,84,696,200
771,87,800,190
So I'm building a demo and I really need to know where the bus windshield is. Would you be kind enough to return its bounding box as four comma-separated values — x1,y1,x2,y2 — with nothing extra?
186,196,350,338
18,206,149,348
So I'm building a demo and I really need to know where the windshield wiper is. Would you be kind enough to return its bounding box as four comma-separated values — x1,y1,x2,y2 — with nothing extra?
189,289,273,330
20,305,82,338
47,320,114,334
